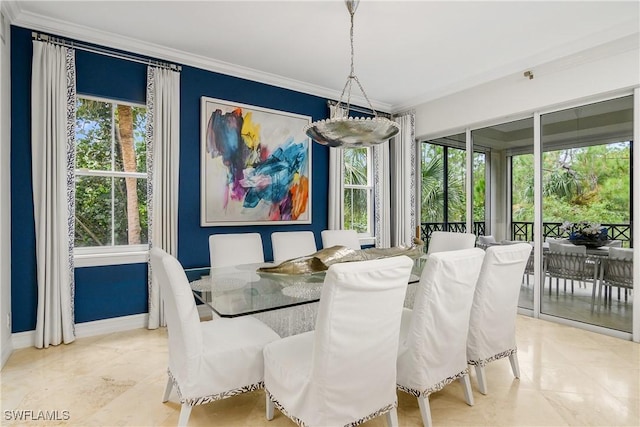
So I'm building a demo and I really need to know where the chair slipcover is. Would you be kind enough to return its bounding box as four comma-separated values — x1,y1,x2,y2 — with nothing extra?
209,232,265,268
427,231,476,254
271,231,317,262
467,243,532,394
150,248,280,426
396,248,485,427
264,256,414,427
321,229,361,250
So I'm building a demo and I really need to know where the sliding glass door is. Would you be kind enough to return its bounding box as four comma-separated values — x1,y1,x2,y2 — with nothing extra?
540,96,633,332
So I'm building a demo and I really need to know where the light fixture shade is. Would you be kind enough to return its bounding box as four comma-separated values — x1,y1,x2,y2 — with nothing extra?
305,116,399,147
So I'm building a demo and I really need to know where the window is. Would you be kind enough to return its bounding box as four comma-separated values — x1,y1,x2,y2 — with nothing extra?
74,96,148,258
343,147,373,235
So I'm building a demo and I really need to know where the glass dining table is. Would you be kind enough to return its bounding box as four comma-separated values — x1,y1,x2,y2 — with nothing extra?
185,258,425,337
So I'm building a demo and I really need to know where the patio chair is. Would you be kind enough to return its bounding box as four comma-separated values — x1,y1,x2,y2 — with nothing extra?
597,247,633,310
545,247,599,307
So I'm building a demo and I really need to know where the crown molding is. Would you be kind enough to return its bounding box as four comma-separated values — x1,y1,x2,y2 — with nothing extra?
0,0,20,23
11,8,392,113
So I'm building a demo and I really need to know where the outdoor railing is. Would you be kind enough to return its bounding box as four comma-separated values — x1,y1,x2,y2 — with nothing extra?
511,221,632,247
420,221,632,251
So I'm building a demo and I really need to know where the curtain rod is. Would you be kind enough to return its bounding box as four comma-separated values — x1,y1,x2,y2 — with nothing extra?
327,100,391,119
32,32,181,72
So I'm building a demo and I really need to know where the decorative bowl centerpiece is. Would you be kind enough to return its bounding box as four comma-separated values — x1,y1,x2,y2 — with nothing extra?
560,221,610,248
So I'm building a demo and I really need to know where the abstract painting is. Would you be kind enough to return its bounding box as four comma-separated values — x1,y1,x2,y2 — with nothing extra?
200,97,312,226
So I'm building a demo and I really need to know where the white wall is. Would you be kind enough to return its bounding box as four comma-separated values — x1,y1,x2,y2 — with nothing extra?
414,37,640,139
0,9,12,368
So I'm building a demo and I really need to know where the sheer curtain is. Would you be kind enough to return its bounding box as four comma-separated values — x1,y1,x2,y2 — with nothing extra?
147,67,181,329
327,104,345,229
31,41,76,348
390,111,416,247
374,141,391,248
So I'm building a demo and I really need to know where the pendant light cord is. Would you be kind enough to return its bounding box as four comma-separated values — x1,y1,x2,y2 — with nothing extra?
336,2,378,118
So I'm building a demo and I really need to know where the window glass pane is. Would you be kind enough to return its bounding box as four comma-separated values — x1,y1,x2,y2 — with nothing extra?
114,105,148,173
447,147,466,222
541,95,633,333
344,188,368,233
473,152,485,223
344,148,368,186
420,143,444,223
75,176,113,247
75,99,113,171
113,177,148,246
75,97,148,250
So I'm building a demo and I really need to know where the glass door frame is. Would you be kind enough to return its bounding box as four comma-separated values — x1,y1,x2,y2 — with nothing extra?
418,88,639,342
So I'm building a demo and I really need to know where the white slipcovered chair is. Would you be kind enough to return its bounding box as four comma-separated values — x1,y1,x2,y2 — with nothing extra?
150,248,280,426
263,256,414,427
321,229,361,250
467,243,532,395
209,232,264,268
396,248,485,427
271,231,317,262
427,231,476,254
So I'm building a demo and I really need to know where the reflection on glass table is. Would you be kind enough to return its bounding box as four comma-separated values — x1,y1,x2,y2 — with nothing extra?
185,259,424,337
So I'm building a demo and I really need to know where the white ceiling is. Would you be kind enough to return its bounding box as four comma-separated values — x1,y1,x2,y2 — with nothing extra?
7,0,640,112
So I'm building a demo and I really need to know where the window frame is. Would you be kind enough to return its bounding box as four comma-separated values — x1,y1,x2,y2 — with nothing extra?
342,146,375,244
73,94,149,267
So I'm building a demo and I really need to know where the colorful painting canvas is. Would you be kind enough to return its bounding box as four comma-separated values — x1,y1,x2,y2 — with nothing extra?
200,97,312,226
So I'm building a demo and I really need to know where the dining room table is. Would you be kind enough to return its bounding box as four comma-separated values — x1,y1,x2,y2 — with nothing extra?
185,257,425,337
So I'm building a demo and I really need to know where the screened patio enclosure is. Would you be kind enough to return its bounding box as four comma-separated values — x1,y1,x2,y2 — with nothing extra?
419,93,637,340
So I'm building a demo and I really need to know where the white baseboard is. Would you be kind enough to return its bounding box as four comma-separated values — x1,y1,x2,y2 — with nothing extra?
1,337,13,369
10,313,150,351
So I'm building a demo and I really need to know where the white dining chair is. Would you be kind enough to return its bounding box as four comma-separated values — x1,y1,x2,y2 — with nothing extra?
427,231,476,254
209,232,264,268
467,243,532,395
263,256,414,427
271,231,317,262
396,248,485,427
321,229,361,250
150,248,280,427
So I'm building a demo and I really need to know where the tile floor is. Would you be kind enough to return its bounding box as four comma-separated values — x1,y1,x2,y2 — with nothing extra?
1,316,639,426
518,278,634,333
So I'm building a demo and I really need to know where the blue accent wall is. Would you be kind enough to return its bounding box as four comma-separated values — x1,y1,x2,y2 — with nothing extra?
10,25,329,332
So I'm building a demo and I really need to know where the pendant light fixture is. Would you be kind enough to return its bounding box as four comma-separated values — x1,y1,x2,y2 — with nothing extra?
304,0,399,148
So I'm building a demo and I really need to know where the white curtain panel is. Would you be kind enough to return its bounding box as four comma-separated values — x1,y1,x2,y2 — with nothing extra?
31,41,76,348
147,67,181,329
374,141,391,248
390,111,416,247
327,104,345,230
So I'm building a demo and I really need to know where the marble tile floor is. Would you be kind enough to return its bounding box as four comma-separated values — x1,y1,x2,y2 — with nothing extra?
1,316,639,426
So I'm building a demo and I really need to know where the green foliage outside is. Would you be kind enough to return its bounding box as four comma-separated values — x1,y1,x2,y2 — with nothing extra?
343,148,369,233
512,143,631,224
75,98,148,247
420,144,466,223
422,141,631,229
